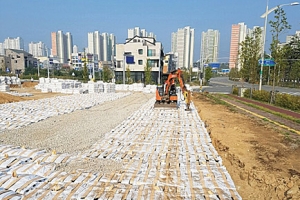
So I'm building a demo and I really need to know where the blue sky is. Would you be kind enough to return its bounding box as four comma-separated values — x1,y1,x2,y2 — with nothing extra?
0,0,299,62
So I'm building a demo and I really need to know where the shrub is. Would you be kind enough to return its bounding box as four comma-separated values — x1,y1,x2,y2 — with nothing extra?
275,93,300,111
232,87,238,95
252,90,270,103
243,89,251,98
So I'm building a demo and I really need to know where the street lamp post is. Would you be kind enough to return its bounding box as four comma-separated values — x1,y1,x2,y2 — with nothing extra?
258,0,299,91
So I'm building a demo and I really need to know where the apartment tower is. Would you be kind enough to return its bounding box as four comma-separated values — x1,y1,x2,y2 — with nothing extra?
171,26,195,69
28,41,47,57
200,29,220,64
127,27,156,39
229,22,263,70
51,31,73,64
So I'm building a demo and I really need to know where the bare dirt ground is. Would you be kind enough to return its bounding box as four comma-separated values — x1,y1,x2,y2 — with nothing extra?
193,93,300,199
1,84,300,199
0,82,67,104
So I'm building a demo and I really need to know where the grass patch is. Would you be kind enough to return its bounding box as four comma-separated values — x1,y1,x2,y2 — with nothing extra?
262,118,269,122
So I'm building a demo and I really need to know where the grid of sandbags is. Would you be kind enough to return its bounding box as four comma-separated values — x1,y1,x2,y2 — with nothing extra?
0,76,20,85
115,83,156,93
115,84,128,91
0,84,10,92
103,82,115,93
0,98,241,199
144,84,157,93
0,92,130,132
36,78,83,94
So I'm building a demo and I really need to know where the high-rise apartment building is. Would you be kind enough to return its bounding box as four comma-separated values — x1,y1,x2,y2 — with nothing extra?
51,31,73,64
87,31,116,62
66,32,73,61
0,37,24,55
88,31,102,61
28,41,47,57
127,27,156,39
73,45,78,54
200,29,220,64
171,26,195,69
0,43,4,55
102,33,109,62
229,23,263,70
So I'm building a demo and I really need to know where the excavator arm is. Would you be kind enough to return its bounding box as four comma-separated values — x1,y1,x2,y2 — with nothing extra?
155,68,191,110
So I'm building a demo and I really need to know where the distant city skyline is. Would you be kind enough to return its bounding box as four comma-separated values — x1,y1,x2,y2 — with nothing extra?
0,0,299,62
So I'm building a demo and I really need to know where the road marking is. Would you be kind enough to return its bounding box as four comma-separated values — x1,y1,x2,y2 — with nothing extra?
222,100,300,135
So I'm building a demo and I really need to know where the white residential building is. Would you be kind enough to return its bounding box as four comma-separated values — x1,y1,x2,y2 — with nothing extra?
73,45,78,53
115,35,163,84
200,29,220,64
87,31,116,62
66,32,73,61
102,33,109,61
0,43,4,55
88,31,102,61
171,26,195,69
51,31,73,64
127,27,156,39
0,37,24,55
28,41,47,57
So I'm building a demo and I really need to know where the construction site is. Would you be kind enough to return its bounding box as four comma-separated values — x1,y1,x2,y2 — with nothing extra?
0,75,299,199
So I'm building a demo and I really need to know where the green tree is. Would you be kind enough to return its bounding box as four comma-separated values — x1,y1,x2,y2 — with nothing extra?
82,61,88,82
269,7,291,101
126,66,132,84
269,7,291,82
144,59,152,85
229,67,240,81
239,27,262,84
281,35,300,87
102,66,113,82
205,67,213,83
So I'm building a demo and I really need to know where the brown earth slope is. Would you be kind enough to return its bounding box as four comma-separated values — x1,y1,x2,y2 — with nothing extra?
193,93,300,200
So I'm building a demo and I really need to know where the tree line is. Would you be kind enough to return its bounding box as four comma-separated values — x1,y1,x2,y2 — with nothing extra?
229,7,300,88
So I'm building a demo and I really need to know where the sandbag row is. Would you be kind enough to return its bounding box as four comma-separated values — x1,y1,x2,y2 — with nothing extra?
115,83,157,93
0,92,130,132
36,78,116,94
0,76,20,85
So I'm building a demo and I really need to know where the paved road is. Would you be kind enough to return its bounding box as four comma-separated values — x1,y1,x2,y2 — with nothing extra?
192,77,300,96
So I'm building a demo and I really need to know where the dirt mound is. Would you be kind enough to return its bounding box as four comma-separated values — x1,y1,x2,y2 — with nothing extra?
22,81,38,88
1,81,67,104
0,92,25,104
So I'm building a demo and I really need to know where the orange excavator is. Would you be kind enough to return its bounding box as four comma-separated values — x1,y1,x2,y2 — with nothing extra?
154,68,191,110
